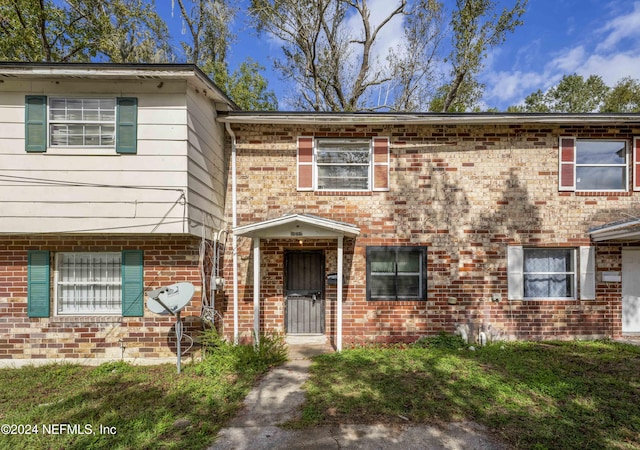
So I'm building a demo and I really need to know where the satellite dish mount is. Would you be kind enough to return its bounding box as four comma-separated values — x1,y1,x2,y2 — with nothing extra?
147,282,195,373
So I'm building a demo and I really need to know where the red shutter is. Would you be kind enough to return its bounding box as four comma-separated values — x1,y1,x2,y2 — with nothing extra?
559,137,576,191
372,137,389,191
634,137,640,191
297,137,314,191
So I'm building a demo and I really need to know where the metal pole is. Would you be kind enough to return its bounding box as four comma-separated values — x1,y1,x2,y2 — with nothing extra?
176,311,181,374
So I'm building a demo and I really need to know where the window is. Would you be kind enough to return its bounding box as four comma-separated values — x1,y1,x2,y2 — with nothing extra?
27,250,144,318
507,246,595,300
523,248,575,299
55,253,122,315
366,246,427,300
297,137,389,192
559,138,628,191
316,139,371,190
25,95,137,154
49,98,116,147
576,140,627,190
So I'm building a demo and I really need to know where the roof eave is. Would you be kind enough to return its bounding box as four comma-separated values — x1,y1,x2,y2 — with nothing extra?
0,62,239,110
234,214,360,239
217,112,640,126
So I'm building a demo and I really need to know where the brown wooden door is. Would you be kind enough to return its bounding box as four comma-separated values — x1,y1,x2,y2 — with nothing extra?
285,251,325,334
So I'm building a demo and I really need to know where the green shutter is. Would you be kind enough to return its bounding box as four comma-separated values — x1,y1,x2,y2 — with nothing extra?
116,97,138,154
122,250,144,317
28,251,50,317
25,96,47,153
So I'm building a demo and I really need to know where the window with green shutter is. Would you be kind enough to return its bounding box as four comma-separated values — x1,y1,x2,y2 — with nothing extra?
24,96,137,153
48,250,144,316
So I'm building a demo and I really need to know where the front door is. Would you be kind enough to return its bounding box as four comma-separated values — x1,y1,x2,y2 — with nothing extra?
285,251,325,334
622,249,640,333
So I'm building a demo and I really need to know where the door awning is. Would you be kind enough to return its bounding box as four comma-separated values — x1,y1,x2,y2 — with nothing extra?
233,213,360,239
589,217,640,242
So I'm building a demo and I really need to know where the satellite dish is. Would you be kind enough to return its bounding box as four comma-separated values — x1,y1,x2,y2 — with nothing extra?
147,282,195,315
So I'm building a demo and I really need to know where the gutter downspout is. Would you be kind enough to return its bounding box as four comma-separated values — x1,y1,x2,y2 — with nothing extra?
225,122,239,345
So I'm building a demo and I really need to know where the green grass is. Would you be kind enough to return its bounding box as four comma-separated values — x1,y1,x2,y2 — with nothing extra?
2,336,638,450
0,332,287,450
296,337,640,450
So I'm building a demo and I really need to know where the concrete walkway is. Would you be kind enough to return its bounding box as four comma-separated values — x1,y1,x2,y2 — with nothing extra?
208,345,509,450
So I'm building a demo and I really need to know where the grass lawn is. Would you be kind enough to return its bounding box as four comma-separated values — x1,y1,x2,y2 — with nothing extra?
297,338,640,450
0,332,287,450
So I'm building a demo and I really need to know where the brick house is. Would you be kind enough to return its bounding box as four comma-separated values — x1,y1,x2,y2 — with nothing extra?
219,112,640,349
3,62,640,364
0,63,235,365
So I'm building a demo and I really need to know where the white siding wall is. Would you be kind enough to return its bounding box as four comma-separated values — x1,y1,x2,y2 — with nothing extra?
0,77,224,235
185,87,227,238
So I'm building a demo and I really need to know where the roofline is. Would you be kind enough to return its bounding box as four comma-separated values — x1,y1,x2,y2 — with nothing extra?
589,217,640,242
218,111,640,126
0,62,239,110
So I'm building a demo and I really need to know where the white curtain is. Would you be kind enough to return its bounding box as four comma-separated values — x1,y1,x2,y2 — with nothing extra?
524,249,573,298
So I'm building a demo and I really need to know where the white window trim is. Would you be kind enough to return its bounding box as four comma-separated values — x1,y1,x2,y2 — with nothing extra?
47,97,117,149
575,139,628,192
54,252,122,316
522,248,576,300
314,138,373,192
508,246,595,301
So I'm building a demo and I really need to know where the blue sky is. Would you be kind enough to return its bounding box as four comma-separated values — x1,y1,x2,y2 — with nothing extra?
160,0,640,111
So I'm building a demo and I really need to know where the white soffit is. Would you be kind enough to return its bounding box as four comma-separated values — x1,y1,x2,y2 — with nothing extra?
589,218,640,242
233,214,360,239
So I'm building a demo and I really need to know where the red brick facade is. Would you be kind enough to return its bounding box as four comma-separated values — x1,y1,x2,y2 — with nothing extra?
221,121,640,346
0,235,205,362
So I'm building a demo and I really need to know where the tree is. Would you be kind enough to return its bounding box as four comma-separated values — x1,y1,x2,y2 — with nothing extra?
0,0,91,62
92,0,173,63
249,0,528,112
511,74,610,112
175,0,277,110
440,0,527,112
602,77,640,113
386,0,446,111
250,0,435,111
174,0,235,84
0,0,171,63
223,59,278,110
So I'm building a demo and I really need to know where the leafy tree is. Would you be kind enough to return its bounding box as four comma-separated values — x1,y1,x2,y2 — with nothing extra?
0,0,171,63
0,0,92,62
602,77,640,113
249,0,528,112
93,0,173,63
175,0,277,110
222,59,278,110
440,0,527,112
511,74,610,112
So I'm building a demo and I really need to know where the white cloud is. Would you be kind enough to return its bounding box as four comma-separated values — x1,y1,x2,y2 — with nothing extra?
596,1,640,52
547,46,587,74
481,1,640,109
578,52,640,85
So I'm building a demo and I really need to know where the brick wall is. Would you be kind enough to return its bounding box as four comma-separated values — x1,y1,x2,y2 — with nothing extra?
221,122,640,345
0,235,206,363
